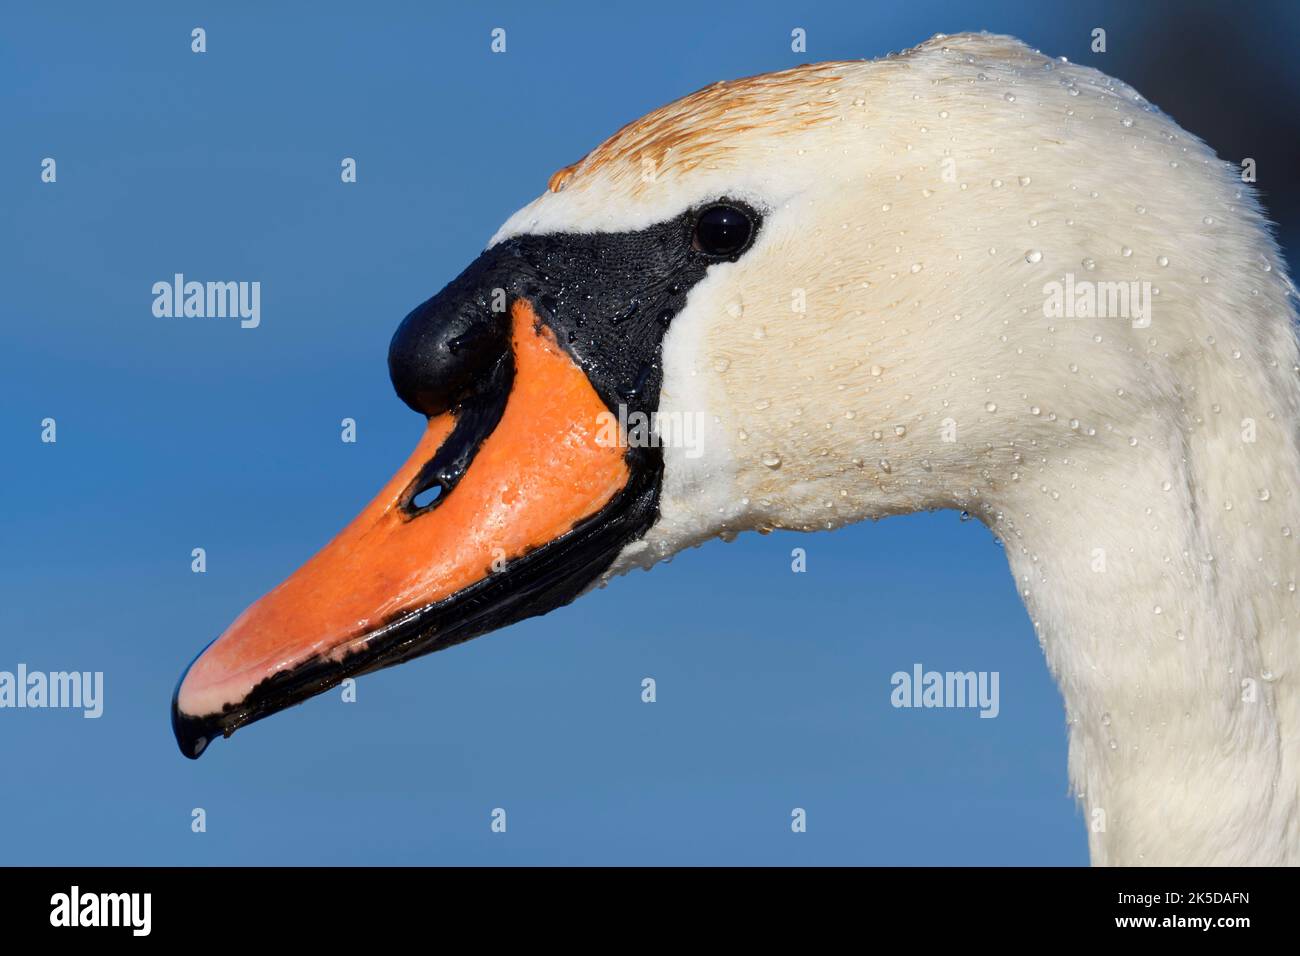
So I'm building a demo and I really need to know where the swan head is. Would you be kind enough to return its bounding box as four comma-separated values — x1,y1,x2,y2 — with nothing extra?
173,33,1293,757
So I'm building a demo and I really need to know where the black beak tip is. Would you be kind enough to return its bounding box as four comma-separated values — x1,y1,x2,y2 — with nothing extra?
171,656,216,760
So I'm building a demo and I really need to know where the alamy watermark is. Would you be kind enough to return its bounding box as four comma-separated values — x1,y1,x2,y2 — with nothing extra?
50,886,150,936
0,664,103,718
152,274,260,328
595,404,707,459
890,663,999,718
1042,273,1151,328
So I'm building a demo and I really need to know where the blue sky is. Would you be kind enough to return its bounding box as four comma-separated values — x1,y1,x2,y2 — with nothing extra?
2,1,1295,865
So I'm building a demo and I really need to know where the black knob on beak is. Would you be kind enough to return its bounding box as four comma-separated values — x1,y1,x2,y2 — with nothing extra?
388,260,513,418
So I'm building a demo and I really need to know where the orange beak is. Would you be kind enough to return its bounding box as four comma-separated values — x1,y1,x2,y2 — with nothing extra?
171,195,737,758
172,301,637,756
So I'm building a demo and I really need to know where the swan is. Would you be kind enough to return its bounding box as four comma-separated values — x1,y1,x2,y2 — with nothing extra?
172,33,1299,866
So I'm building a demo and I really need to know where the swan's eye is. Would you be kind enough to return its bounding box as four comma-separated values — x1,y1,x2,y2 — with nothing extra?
692,204,753,257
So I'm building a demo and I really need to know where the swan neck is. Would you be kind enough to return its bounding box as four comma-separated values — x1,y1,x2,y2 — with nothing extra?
993,358,1300,864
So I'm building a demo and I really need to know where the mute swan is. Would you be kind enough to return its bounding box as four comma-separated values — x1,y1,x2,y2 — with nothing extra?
173,33,1299,867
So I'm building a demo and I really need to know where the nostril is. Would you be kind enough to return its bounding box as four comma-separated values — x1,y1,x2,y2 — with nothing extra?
411,484,444,510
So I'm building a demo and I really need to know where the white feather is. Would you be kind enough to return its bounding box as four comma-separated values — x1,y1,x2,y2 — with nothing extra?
495,33,1300,865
